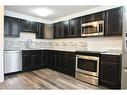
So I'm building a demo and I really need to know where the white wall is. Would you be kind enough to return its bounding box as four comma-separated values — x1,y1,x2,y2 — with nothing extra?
0,5,4,82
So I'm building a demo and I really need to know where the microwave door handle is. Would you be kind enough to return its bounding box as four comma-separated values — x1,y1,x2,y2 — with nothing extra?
97,25,99,34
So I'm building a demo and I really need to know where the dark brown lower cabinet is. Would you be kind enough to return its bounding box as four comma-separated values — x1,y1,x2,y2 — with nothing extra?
22,50,45,71
22,50,76,77
44,50,76,77
99,54,122,89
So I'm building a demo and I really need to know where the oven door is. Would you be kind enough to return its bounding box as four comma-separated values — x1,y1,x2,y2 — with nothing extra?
76,55,99,77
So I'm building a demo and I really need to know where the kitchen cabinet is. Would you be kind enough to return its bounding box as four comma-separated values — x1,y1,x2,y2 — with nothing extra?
44,50,76,77
22,50,45,71
61,52,76,76
35,23,45,39
82,12,105,23
82,14,93,23
4,16,45,38
69,17,81,37
44,50,53,68
52,51,61,71
4,16,20,37
62,21,70,38
104,7,123,36
20,19,32,32
99,54,122,89
93,12,105,21
21,20,45,38
53,17,81,38
22,50,76,77
53,22,63,39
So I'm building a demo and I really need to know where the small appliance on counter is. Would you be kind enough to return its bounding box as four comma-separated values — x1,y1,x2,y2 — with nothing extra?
4,50,22,74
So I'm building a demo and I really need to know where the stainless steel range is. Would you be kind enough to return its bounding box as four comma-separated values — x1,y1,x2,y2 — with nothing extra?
75,51,101,85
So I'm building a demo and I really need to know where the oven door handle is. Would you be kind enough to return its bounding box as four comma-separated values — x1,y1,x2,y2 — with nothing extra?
76,55,99,61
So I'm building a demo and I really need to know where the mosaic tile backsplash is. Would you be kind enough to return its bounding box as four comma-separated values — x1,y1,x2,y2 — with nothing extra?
4,33,122,51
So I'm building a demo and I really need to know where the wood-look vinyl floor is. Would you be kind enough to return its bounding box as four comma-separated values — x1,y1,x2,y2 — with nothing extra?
0,68,106,89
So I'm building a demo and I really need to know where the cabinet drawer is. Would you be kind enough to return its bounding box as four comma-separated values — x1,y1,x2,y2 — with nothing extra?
101,54,119,63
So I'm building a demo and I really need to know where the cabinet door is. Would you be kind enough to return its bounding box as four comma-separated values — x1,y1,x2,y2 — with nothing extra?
32,22,38,33
32,51,42,70
99,54,121,89
105,7,123,36
41,51,46,67
53,23,60,39
52,52,61,70
53,22,63,39
21,19,32,32
22,52,32,71
70,17,81,37
100,61,120,88
36,23,44,39
61,52,76,77
11,17,20,37
82,14,94,23
93,12,105,21
63,21,70,38
4,16,11,37
4,16,20,37
44,50,53,68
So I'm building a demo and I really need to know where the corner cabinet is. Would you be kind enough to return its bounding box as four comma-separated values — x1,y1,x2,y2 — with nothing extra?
4,16,20,37
104,7,123,36
45,50,76,77
99,54,122,89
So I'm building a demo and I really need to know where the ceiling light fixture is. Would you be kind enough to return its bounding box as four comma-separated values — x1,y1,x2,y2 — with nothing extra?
34,8,52,17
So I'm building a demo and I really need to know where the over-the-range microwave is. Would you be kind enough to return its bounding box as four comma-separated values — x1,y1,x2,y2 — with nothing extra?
81,20,104,36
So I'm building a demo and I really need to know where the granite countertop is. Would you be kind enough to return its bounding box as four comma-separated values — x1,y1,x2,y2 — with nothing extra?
101,49,122,55
4,49,76,52
4,49,122,55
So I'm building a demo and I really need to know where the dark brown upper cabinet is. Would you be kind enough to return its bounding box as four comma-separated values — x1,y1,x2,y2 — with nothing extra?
63,21,70,38
93,11,105,21
4,16,20,37
82,14,93,23
82,11,105,23
69,17,81,37
53,7,123,39
53,22,63,39
20,19,32,32
104,7,123,36
53,23,59,39
36,23,45,39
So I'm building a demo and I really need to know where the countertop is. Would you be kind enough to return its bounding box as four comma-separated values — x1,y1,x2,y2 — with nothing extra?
101,50,122,55
4,49,122,55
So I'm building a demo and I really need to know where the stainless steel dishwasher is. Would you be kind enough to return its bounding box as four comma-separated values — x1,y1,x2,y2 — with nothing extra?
4,51,22,74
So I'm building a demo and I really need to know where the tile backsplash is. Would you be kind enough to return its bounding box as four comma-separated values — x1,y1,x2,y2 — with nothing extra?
4,32,122,51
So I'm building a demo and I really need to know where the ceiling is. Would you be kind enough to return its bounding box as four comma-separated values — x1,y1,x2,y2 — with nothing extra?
5,6,99,20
